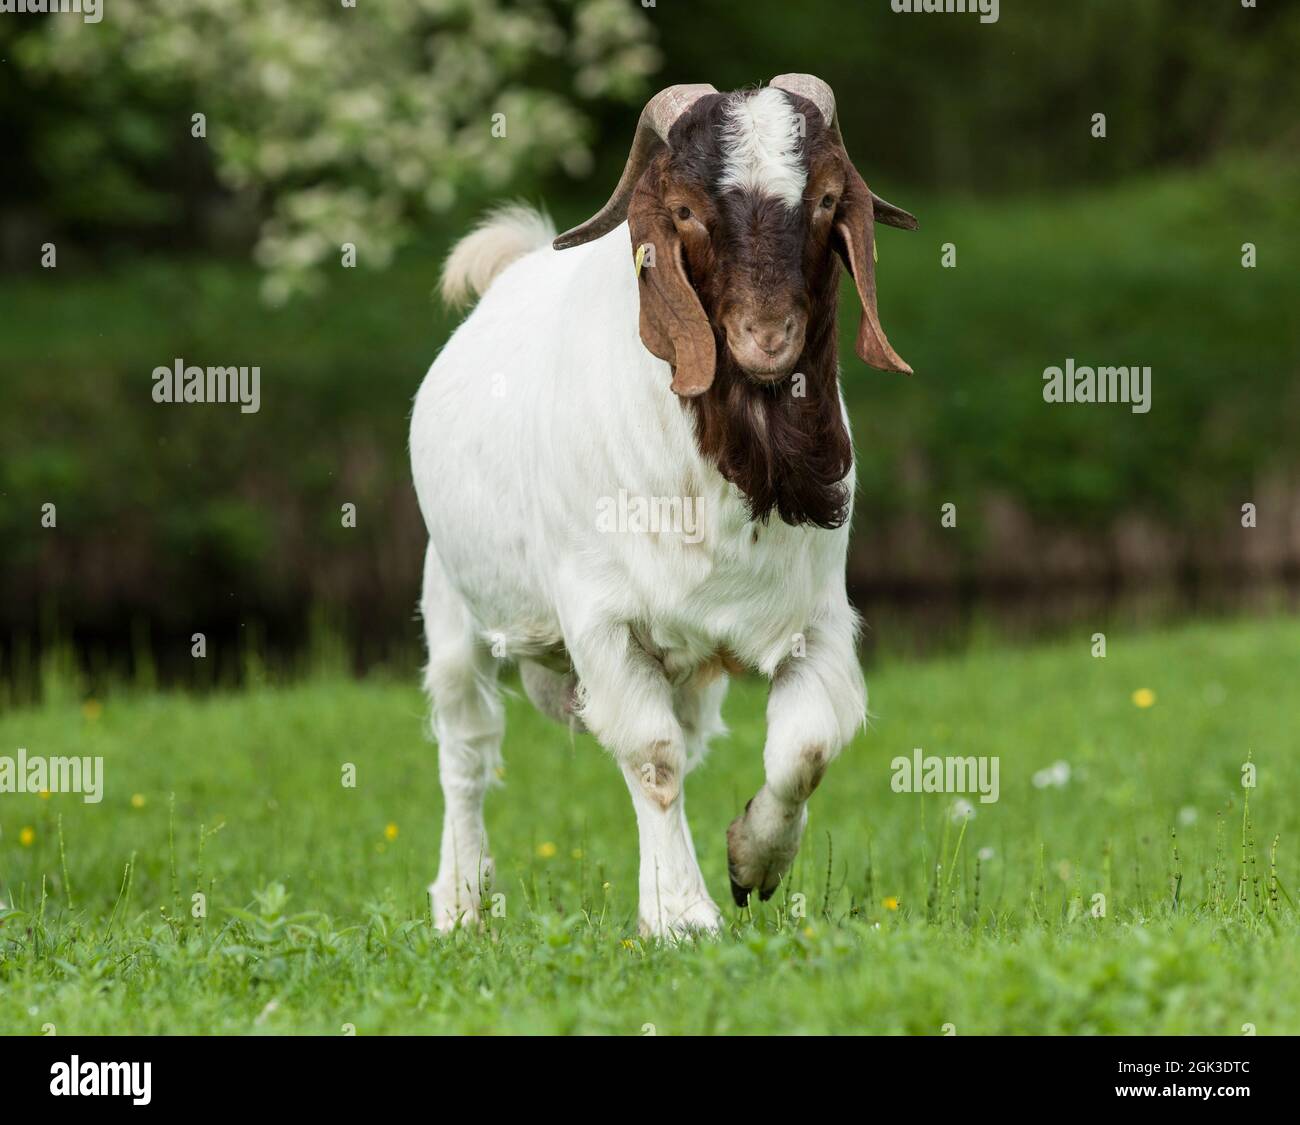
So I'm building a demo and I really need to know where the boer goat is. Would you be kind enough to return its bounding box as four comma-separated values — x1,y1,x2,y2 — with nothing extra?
411,74,916,936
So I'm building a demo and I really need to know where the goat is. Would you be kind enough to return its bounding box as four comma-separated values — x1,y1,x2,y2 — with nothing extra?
410,74,917,936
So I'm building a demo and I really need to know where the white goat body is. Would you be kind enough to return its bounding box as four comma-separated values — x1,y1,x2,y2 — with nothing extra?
415,215,855,682
411,207,865,935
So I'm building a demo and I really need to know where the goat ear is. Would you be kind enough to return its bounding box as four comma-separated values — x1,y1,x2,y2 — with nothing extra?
872,191,919,231
628,190,715,397
834,167,913,375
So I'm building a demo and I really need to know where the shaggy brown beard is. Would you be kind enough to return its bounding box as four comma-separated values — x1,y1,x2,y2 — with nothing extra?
686,262,852,530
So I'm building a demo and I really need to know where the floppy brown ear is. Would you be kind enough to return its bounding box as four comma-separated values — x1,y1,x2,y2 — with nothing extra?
627,185,715,397
834,165,913,375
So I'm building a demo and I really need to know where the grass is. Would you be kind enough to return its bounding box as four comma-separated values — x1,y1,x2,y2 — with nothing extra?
1,614,1298,1035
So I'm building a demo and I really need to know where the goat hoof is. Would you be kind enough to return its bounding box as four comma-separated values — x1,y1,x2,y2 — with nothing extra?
727,796,804,909
729,869,751,908
638,892,724,938
727,810,764,907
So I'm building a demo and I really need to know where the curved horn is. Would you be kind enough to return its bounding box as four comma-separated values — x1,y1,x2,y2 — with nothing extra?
553,83,716,251
769,73,916,228
769,72,836,136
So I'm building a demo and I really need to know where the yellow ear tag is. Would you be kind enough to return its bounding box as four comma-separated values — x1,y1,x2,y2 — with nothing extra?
634,243,648,278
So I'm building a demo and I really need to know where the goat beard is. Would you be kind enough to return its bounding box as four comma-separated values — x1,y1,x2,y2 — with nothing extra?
686,299,852,530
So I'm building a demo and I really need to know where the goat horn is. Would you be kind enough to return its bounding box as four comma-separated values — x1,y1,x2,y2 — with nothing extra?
552,83,716,251
769,72,837,136
770,74,918,229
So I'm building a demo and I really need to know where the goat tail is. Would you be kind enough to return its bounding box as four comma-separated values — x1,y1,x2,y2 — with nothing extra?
439,202,556,309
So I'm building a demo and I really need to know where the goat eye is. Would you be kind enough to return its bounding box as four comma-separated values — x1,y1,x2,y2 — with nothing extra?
819,194,836,210
673,205,692,222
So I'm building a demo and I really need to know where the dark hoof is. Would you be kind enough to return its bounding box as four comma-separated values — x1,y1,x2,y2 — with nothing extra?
729,870,751,908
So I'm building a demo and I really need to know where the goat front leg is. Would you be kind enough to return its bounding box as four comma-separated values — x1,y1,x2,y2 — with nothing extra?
727,606,865,906
567,620,722,937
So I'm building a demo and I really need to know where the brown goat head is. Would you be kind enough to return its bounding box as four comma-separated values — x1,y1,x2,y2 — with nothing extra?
554,75,918,529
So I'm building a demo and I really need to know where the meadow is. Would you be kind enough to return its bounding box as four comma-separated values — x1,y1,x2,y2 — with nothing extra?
1,614,1296,1035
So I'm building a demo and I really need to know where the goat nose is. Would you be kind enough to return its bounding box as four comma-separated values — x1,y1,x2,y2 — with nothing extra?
744,318,792,356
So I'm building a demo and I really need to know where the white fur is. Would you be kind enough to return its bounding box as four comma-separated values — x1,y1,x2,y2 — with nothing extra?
718,88,807,208
412,207,866,936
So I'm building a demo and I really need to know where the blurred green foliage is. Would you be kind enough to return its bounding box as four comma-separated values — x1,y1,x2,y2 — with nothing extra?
2,154,1295,660
1,3,1297,662
6,0,658,297
660,0,1300,192
5,1,1297,280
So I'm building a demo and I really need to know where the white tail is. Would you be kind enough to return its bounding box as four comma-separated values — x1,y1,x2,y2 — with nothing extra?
439,203,556,308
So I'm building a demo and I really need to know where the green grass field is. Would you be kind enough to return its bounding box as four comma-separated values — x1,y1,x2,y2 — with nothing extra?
1,615,1297,1035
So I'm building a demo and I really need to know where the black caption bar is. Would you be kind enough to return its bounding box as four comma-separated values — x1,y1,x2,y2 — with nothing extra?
0,1033,1290,1109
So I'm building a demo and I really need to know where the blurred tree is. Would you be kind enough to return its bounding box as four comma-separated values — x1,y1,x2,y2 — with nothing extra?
17,0,659,300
